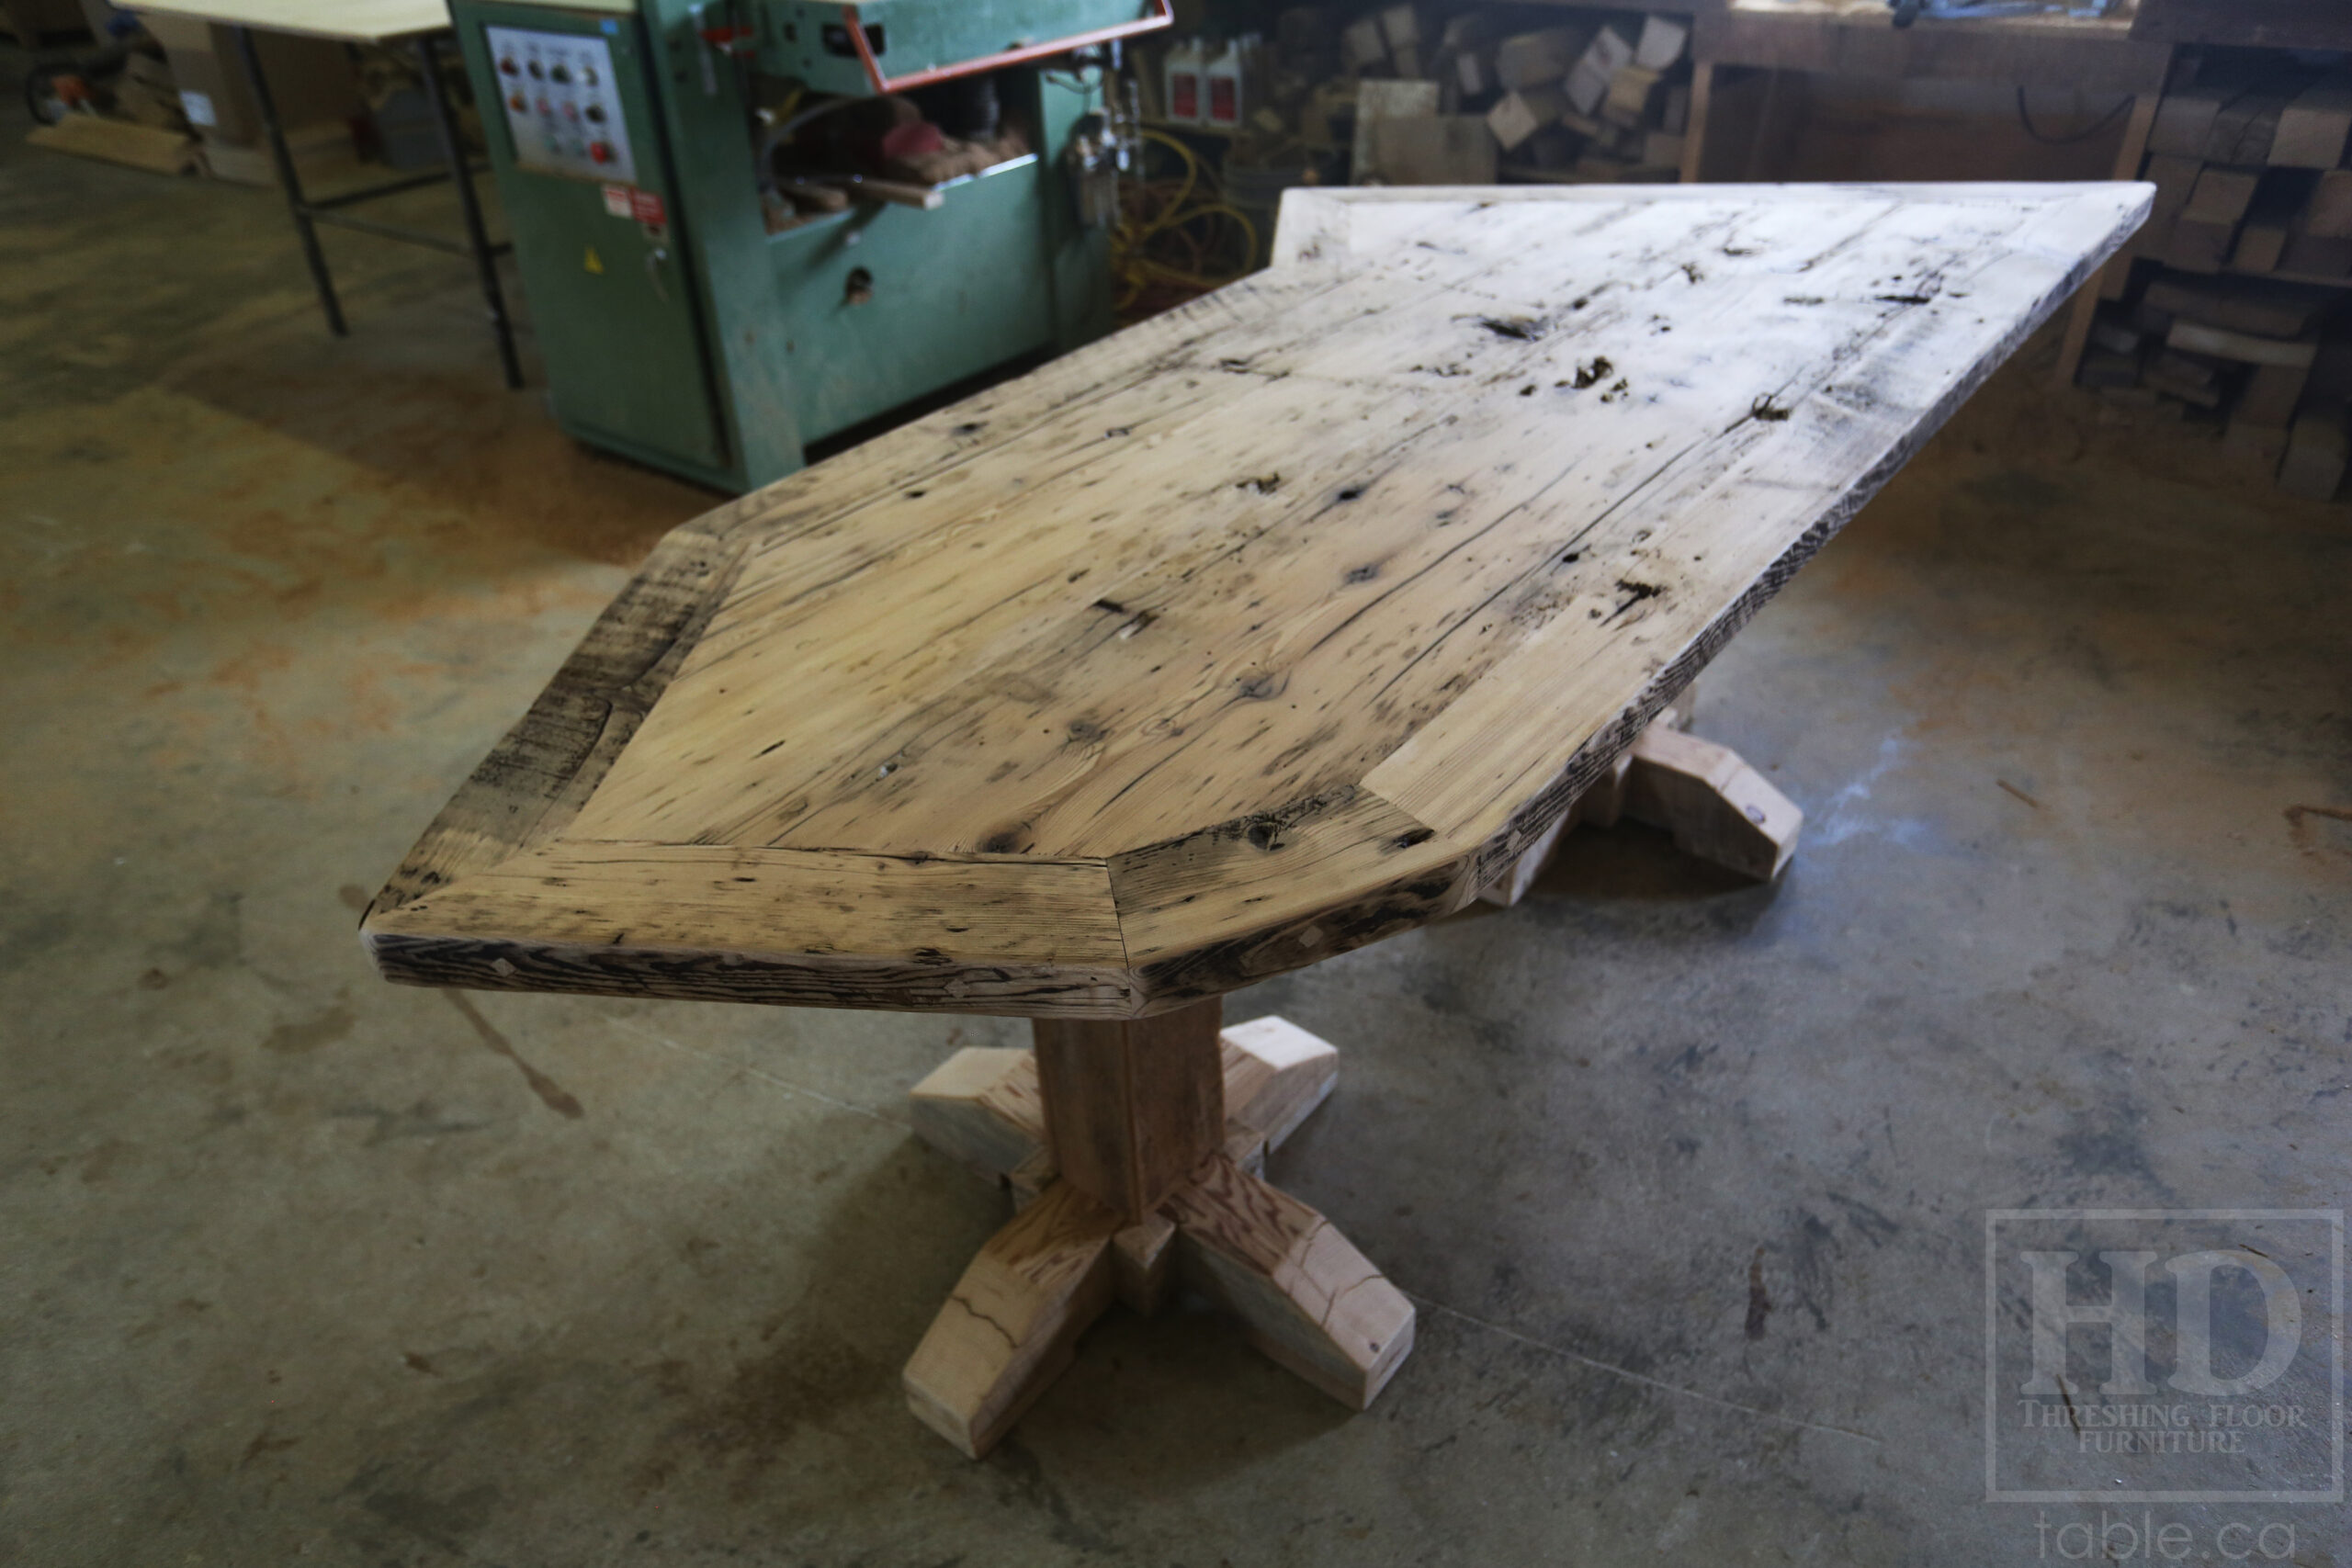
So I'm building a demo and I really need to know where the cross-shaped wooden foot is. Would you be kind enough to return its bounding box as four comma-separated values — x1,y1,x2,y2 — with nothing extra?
901,1008,1412,1458
1478,686,1804,907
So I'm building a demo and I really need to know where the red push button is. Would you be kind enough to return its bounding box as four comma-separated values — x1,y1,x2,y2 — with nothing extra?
589,141,612,164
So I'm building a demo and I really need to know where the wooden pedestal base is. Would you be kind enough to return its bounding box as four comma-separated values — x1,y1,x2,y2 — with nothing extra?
1479,691,1804,908
902,1010,1413,1458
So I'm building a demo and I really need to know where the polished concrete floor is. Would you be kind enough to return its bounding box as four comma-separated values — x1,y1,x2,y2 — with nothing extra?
4,94,2349,1568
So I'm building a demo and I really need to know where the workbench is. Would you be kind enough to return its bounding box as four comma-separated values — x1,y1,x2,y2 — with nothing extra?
361,180,2145,1457
133,0,524,388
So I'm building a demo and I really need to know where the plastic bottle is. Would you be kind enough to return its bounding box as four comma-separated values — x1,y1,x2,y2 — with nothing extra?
1203,39,1243,129
1164,39,1203,126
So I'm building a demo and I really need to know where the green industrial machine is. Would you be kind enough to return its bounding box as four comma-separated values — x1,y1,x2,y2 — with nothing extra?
447,0,1167,491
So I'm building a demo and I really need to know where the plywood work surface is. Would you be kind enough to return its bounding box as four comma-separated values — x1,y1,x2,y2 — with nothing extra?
364,183,2147,1018
128,0,449,44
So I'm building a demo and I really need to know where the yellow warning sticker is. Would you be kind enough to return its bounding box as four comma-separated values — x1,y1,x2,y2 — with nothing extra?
583,246,605,275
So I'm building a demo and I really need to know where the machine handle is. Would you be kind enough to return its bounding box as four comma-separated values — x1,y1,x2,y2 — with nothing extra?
647,246,671,301
838,0,1172,96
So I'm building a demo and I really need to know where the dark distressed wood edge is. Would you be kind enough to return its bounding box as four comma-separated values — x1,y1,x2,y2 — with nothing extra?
366,513,754,916
366,929,1140,1018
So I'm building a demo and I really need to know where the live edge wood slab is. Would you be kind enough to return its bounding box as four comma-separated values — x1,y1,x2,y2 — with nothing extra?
363,183,2147,1455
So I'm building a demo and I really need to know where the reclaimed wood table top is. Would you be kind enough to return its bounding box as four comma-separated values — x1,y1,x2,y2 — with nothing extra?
362,182,2146,1020
129,0,451,44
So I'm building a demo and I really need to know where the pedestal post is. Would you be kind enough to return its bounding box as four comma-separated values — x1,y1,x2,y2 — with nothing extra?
1032,998,1225,1221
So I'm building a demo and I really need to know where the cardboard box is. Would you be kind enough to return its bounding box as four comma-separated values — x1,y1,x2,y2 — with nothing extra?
142,13,362,156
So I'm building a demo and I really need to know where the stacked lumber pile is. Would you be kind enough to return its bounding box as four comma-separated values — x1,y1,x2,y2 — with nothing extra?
1139,6,1694,188
1469,11,1691,183
1365,5,1694,184
2081,49,2352,500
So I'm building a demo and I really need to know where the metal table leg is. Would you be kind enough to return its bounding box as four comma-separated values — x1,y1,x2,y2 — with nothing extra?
233,23,345,336
417,32,524,390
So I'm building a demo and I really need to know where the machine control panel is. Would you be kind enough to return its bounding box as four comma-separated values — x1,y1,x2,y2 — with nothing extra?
485,26,637,185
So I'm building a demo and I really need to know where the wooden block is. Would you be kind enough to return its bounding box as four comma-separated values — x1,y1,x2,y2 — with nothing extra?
2236,360,2311,427
1034,1001,1224,1222
1454,50,1490,97
2144,275,2335,337
2143,154,2205,230
1487,87,1566,152
2270,77,2352,168
1351,78,1442,180
1218,1016,1340,1151
1007,1146,1054,1210
1520,126,1580,171
2278,402,2349,499
2149,90,2229,159
1634,14,1688,71
1623,727,1802,882
2089,317,2143,355
1440,9,1503,51
910,1046,1045,1178
2164,218,2237,273
1662,82,1690,136
1111,1213,1176,1314
2077,347,2143,389
2224,97,2285,166
1600,64,1662,130
1374,115,1497,185
2145,352,2227,407
902,1180,1124,1458
2165,320,2318,367
1493,26,1585,93
1377,3,1419,53
1564,26,1634,119
1166,1155,1415,1410
1555,106,1603,141
2200,93,2277,165
26,116,198,175
2183,167,2261,226
1645,130,1687,169
821,175,942,210
1340,16,1387,72
2308,339,2352,398
2235,222,2290,273
2282,233,2352,277
1392,42,1424,81
2303,170,2352,239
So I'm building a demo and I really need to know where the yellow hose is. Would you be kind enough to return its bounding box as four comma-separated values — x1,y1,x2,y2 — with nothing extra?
1112,128,1260,312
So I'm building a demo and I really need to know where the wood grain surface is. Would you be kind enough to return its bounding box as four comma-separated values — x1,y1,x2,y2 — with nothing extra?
365,183,2147,1017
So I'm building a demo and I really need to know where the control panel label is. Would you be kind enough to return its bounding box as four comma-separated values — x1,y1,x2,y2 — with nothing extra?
485,26,636,186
